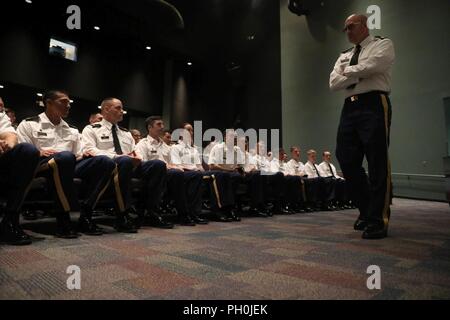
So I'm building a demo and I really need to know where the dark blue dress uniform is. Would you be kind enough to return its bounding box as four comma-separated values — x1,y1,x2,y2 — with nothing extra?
82,119,170,231
17,113,115,237
0,112,40,245
330,35,395,239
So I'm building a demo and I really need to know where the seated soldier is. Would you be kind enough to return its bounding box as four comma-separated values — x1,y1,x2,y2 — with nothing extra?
135,117,204,226
82,98,173,231
304,149,335,211
0,108,40,245
318,151,350,210
17,90,116,238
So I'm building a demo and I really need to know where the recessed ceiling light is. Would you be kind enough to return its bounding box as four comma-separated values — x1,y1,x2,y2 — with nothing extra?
70,100,74,103
123,111,128,115
0,85,4,89
146,46,152,50
98,106,102,109
37,93,43,97
187,62,193,66
25,0,32,4
94,26,101,31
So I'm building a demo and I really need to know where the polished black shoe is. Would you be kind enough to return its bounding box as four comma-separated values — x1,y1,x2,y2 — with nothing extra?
22,210,39,221
354,219,368,231
273,206,290,215
146,212,174,229
114,213,138,233
0,221,33,246
212,213,233,222
227,211,241,222
179,216,196,226
56,213,79,239
248,207,268,218
78,216,103,236
362,224,388,240
191,215,209,225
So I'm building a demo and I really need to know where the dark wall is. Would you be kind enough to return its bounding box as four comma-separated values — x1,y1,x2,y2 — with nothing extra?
167,0,282,139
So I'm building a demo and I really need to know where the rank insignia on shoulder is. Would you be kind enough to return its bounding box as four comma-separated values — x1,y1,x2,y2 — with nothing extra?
25,116,40,122
342,47,353,54
69,124,79,130
119,126,129,132
101,136,110,140
91,124,102,128
375,36,386,40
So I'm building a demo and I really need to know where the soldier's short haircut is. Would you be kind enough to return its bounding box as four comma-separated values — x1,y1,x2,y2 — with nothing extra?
101,97,119,108
145,116,163,129
43,90,69,107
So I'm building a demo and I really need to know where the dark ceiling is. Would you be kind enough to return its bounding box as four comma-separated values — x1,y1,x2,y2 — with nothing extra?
0,0,276,66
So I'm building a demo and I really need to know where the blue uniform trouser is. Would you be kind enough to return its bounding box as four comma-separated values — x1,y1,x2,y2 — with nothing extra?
133,160,167,213
205,171,235,209
74,156,116,212
38,151,78,213
243,171,265,208
283,175,305,205
336,91,392,227
0,143,40,216
182,171,204,216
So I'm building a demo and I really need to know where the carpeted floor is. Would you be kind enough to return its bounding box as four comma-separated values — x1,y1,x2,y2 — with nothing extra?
0,198,449,300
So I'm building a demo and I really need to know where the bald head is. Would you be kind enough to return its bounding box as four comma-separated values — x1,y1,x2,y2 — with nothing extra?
344,14,369,45
100,97,124,124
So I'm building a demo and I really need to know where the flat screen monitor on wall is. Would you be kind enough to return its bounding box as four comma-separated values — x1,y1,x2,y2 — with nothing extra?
49,38,78,62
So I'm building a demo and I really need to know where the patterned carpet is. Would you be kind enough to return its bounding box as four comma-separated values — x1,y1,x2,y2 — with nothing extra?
0,198,449,300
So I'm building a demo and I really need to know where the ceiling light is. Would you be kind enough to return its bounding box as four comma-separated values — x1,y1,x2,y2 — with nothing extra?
0,85,4,89
94,26,101,31
187,62,193,66
37,93,43,97
25,0,32,4
146,46,152,50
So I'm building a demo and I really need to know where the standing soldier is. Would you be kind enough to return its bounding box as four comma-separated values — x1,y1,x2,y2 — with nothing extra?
330,14,395,239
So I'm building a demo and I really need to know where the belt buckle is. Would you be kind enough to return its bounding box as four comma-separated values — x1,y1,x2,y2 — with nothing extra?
350,95,358,102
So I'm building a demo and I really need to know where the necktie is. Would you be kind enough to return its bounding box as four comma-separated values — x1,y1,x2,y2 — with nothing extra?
112,125,123,155
328,163,336,178
347,44,362,90
314,164,322,178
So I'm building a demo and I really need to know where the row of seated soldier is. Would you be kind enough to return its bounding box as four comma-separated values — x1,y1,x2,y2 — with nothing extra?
0,91,354,246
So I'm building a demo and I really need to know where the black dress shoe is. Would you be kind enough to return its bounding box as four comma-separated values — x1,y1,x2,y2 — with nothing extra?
248,207,268,218
179,216,196,226
227,211,241,222
0,221,32,246
191,215,209,225
146,212,174,229
22,210,39,221
273,206,290,215
354,219,368,231
114,213,138,233
56,213,79,239
362,224,388,240
212,213,233,222
78,217,103,236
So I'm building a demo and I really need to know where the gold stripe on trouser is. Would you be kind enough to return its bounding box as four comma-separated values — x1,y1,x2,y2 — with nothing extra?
112,166,125,212
17,163,41,211
93,174,112,209
210,174,222,209
48,159,71,212
381,94,392,229
300,179,307,202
